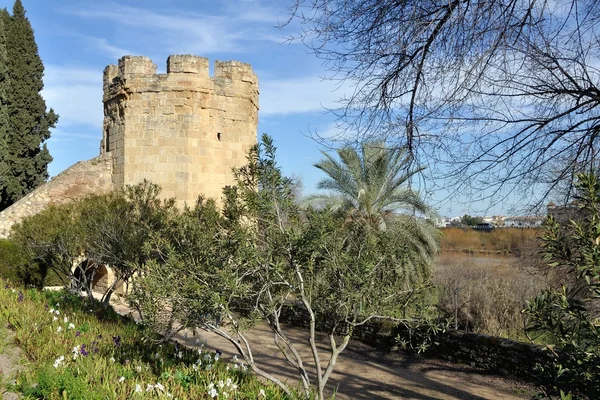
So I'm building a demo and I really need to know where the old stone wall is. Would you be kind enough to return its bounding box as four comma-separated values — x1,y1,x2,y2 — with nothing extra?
430,331,556,378
100,55,259,206
280,306,555,381
0,153,113,238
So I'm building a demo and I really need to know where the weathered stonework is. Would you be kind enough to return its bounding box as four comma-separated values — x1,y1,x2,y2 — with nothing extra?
100,55,259,205
0,154,113,238
0,54,259,238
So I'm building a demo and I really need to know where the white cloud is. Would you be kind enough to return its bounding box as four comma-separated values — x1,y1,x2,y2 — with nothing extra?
312,122,354,141
50,131,100,142
42,65,103,129
65,2,286,56
84,37,133,59
260,76,353,116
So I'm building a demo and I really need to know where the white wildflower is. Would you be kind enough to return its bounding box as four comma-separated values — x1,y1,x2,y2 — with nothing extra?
53,355,65,368
146,384,154,392
110,357,115,362
155,382,164,392
119,376,125,383
53,316,58,322
259,388,266,397
135,384,142,393
49,308,55,314
208,387,218,398
68,323,75,330
218,380,224,388
56,326,62,333
63,316,68,323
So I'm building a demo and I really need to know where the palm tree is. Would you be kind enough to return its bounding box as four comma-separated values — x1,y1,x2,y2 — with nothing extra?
308,143,430,225
306,142,440,275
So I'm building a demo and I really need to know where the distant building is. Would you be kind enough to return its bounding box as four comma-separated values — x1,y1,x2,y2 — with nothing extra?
433,217,446,228
474,222,494,231
483,215,505,227
504,216,544,228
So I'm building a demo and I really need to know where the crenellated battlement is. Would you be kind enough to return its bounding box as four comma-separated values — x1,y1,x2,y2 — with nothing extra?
103,55,258,98
100,54,258,206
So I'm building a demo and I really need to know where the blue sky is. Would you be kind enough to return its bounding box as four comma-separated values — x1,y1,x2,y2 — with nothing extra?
1,0,517,217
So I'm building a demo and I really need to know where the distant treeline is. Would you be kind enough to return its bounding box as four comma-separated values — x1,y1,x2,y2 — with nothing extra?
441,227,541,255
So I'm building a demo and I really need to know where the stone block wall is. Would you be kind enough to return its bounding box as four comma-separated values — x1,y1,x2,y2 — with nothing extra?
0,153,113,239
100,55,259,206
280,305,555,381
430,331,556,378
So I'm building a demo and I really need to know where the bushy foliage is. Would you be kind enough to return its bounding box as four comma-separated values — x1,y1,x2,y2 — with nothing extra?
130,135,439,399
10,181,175,303
0,238,64,287
524,173,600,399
460,215,484,226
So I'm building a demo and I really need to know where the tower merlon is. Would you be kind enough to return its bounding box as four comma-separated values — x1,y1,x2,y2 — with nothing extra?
118,55,157,77
214,60,257,84
167,55,209,76
103,64,119,90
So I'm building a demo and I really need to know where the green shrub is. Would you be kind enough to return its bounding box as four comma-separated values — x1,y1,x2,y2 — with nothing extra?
524,173,600,399
0,238,64,287
0,239,27,283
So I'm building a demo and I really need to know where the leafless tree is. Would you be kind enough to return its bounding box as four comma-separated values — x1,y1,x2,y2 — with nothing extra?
284,0,600,210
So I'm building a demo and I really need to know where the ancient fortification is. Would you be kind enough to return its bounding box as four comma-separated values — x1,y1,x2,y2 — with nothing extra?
0,55,259,238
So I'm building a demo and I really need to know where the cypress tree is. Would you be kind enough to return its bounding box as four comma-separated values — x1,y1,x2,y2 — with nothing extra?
0,0,57,211
0,9,10,208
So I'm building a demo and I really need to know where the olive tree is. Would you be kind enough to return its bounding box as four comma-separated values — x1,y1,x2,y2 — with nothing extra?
11,181,174,304
131,135,439,399
10,203,82,290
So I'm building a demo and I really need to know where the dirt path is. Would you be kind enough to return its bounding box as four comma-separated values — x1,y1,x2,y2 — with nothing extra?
108,301,534,400
0,328,22,400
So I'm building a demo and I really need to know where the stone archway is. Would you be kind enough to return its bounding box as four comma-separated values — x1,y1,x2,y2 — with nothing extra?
92,264,109,292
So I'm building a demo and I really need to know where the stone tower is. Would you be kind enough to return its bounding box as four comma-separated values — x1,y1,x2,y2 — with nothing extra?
100,55,259,205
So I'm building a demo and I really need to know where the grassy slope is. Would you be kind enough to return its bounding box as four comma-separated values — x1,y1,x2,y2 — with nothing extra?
0,280,295,399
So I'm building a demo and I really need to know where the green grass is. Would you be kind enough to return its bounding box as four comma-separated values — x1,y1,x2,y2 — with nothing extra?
0,324,9,354
0,279,298,399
